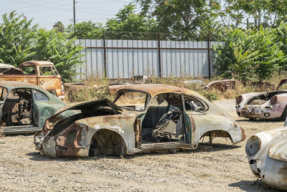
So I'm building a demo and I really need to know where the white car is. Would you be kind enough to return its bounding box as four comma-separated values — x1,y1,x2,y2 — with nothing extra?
245,118,287,190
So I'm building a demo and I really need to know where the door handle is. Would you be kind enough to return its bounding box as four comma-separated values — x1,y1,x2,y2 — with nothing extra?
40,81,44,85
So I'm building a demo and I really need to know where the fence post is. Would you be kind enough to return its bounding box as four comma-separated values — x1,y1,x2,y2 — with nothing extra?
103,31,107,78
158,32,162,78
207,33,211,78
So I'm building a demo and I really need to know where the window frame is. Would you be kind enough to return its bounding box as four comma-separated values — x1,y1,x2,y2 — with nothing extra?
0,86,8,101
39,66,56,76
113,89,151,112
183,94,209,112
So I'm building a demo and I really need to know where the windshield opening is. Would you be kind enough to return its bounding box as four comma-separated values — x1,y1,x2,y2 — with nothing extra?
39,66,55,76
114,90,149,111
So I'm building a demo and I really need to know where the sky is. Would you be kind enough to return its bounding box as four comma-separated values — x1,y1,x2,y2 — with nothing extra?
0,0,134,29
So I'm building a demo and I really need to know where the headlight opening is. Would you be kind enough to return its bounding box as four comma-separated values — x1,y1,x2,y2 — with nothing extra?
66,130,78,144
245,136,261,156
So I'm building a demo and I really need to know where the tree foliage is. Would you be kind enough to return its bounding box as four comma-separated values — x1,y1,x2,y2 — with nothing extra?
0,12,85,82
67,21,104,39
53,21,65,32
105,4,158,40
0,11,37,65
136,0,223,40
213,25,287,81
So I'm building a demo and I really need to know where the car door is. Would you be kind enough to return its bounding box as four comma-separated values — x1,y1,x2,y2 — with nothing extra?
138,93,192,152
0,87,8,119
32,89,54,128
183,94,211,145
180,94,192,144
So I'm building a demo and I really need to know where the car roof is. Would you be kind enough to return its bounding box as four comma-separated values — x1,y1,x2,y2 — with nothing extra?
19,60,54,68
0,81,46,91
0,63,15,68
113,84,197,97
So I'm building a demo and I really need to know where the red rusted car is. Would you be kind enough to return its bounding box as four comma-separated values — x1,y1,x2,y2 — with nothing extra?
236,78,287,120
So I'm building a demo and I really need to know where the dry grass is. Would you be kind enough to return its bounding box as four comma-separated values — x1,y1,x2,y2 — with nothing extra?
66,72,284,103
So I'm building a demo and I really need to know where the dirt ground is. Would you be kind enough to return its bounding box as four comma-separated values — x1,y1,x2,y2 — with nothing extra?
0,99,284,192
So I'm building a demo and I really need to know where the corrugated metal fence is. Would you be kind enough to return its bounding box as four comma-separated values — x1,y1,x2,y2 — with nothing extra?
74,39,223,80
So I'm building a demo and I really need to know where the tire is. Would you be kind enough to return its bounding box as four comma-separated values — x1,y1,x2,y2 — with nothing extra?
280,105,287,121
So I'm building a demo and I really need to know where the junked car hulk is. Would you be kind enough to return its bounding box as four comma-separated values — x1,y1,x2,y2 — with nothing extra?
35,84,246,157
0,82,70,134
0,61,64,97
246,118,287,190
236,78,287,120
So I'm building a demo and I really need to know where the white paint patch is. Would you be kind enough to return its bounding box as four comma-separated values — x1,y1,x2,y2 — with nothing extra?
108,125,124,134
94,124,101,129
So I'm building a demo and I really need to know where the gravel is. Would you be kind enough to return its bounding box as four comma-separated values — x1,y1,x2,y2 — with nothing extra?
0,99,281,192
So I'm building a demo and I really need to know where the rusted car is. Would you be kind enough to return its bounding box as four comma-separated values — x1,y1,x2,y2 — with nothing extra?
245,119,287,190
0,61,64,97
205,79,275,93
204,79,236,92
34,84,246,157
0,63,15,73
0,81,70,134
236,78,287,120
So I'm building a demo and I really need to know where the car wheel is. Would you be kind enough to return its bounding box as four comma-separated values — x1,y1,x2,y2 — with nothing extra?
280,105,287,121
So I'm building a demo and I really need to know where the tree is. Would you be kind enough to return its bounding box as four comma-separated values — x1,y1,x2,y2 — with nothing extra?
218,0,287,29
0,11,86,82
53,21,65,32
0,11,37,65
136,0,223,40
105,4,158,40
33,29,87,82
213,28,286,81
67,21,104,39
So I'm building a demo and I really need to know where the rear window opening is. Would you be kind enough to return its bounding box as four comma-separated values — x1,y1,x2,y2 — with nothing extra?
48,103,120,136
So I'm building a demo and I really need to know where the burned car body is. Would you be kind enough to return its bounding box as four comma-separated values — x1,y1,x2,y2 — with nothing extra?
35,84,246,157
0,61,64,97
204,79,236,92
236,78,287,120
0,81,68,134
205,79,275,93
246,118,287,190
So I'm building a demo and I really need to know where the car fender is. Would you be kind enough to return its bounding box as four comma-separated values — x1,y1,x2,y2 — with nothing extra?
268,134,287,163
76,114,137,151
191,114,245,145
236,92,264,113
247,127,287,161
269,94,287,115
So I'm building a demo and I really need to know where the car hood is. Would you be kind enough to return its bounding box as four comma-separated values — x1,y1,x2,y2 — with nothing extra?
49,98,122,119
268,134,287,162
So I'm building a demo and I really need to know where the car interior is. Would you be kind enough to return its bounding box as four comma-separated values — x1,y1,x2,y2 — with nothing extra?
141,93,185,143
1,88,34,126
141,93,206,144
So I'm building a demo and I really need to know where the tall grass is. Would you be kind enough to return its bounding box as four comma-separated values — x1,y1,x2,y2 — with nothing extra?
65,71,284,103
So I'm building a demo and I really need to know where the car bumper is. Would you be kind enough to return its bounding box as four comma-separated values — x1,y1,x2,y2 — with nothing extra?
248,156,287,190
34,133,90,158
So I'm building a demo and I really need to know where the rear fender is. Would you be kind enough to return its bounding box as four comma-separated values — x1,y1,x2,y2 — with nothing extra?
191,114,245,145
